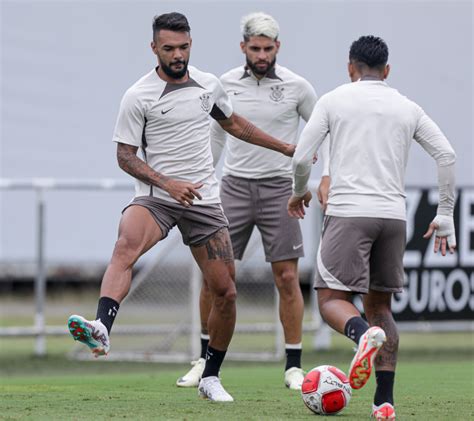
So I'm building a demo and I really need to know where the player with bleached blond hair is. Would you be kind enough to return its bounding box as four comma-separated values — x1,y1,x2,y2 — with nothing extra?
177,12,329,391
67,12,298,403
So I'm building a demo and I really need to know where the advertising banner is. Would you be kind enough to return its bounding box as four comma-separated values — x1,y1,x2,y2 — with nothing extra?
393,187,474,323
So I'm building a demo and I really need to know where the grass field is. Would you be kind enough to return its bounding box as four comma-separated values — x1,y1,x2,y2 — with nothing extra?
1,333,473,420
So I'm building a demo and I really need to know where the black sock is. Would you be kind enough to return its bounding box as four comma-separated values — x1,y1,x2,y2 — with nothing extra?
374,371,395,406
96,296,120,334
344,316,369,345
201,346,226,378
285,347,302,371
200,334,209,359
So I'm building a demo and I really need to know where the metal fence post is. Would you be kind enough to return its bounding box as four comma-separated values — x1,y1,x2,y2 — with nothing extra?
34,187,47,356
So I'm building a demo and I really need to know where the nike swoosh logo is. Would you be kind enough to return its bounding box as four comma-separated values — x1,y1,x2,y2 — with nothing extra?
161,107,174,115
292,244,303,250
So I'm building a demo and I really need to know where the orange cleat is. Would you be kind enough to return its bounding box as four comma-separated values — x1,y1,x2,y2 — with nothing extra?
348,326,386,389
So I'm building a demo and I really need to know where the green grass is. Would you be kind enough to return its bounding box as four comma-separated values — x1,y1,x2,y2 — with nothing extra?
1,333,473,420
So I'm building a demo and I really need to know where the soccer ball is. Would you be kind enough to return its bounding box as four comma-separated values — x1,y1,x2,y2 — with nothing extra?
301,365,352,415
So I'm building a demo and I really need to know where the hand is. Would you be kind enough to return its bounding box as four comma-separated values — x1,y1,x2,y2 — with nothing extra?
287,191,312,219
163,179,203,207
316,176,330,212
422,214,456,256
283,143,296,157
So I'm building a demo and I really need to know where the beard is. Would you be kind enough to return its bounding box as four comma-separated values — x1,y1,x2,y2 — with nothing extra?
246,56,276,76
160,58,188,79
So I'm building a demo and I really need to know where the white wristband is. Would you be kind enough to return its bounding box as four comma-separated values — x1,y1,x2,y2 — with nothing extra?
431,214,456,247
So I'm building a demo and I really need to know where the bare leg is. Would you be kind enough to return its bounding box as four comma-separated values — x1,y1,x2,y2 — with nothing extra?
317,288,360,334
199,279,213,335
363,290,398,371
191,228,236,351
271,259,304,344
176,232,233,387
363,290,397,408
100,205,163,302
176,277,214,387
68,205,163,356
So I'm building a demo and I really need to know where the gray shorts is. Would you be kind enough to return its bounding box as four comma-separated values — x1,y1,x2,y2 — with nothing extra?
123,196,228,246
314,216,406,294
220,175,304,262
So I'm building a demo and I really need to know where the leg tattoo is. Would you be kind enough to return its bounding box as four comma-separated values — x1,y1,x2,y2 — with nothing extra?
205,229,234,263
370,312,399,370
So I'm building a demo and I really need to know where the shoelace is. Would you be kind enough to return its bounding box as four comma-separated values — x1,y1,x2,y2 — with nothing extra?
95,333,108,344
206,377,220,386
201,377,220,398
205,377,226,393
91,325,108,345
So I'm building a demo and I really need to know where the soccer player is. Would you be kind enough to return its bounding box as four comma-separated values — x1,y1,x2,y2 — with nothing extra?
288,36,456,419
176,12,329,390
67,12,297,403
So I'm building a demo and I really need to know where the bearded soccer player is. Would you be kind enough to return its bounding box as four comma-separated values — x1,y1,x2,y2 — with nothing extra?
176,12,329,390
288,36,456,419
67,12,297,403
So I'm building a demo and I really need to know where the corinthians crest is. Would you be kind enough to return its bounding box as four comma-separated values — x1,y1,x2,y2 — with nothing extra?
270,85,284,102
200,92,212,112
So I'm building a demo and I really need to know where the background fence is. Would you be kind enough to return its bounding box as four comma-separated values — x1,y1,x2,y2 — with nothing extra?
0,179,472,361
0,178,326,360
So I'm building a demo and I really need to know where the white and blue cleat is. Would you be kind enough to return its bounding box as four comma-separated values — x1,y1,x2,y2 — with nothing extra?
68,315,110,357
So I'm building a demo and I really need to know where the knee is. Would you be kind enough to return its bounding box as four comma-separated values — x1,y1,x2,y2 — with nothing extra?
224,286,237,305
317,299,332,323
365,307,399,344
275,269,299,295
365,303,392,324
111,236,141,268
213,280,237,305
317,290,332,312
317,290,349,318
364,291,393,321
222,283,237,304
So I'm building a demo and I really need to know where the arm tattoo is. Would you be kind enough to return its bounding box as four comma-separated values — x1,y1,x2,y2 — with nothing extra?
117,144,169,189
205,228,234,263
220,113,285,153
239,122,256,142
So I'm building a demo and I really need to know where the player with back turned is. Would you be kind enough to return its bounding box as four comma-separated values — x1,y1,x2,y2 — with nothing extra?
289,35,456,419
67,12,297,403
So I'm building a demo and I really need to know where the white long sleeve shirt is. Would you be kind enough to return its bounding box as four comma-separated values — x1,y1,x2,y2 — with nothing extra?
293,80,456,220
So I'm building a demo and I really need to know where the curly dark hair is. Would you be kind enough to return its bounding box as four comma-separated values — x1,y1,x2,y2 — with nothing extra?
349,35,388,70
152,12,190,38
